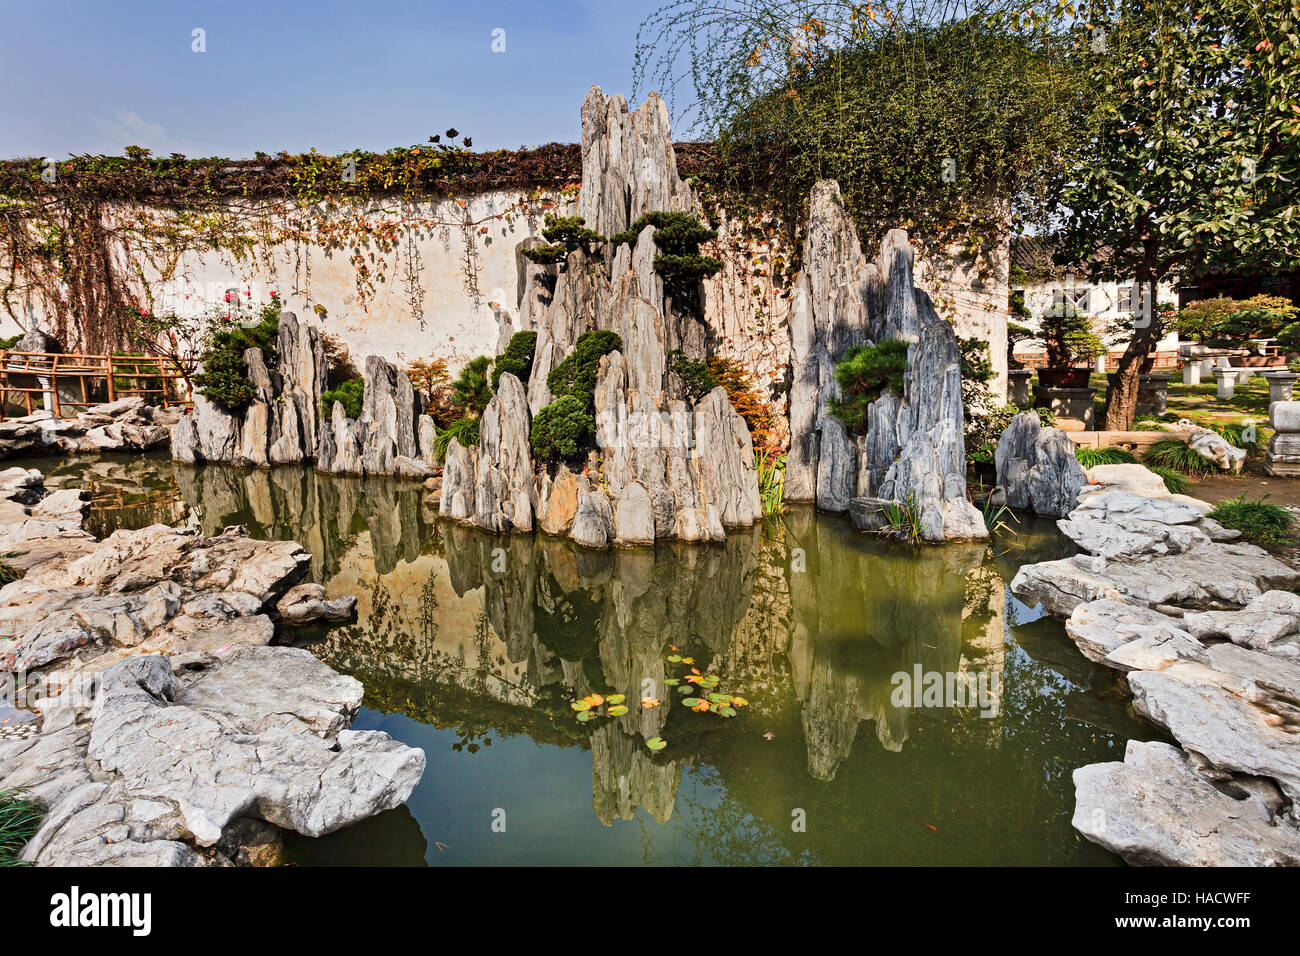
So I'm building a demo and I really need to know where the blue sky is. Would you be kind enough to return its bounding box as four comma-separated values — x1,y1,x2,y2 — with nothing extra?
0,0,677,160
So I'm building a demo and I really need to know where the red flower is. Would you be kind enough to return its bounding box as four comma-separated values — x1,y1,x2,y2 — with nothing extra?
269,290,279,298
224,292,234,303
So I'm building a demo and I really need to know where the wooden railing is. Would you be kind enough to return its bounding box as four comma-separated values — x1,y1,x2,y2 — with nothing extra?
0,351,190,419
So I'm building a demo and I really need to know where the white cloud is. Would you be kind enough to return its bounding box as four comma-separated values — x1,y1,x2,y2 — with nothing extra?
89,109,169,153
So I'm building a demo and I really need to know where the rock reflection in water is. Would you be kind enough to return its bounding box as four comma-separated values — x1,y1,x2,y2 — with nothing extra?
60,457,1143,863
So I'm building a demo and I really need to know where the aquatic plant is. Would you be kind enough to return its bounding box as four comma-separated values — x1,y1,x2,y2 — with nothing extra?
1208,495,1293,546
981,499,1017,536
756,447,786,518
876,494,924,545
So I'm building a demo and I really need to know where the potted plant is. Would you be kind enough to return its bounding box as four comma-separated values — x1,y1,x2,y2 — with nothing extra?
1036,302,1104,387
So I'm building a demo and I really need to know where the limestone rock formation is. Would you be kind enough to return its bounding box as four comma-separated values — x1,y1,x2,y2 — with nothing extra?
171,311,326,468
1010,463,1300,864
316,354,435,480
1,398,177,461
993,411,1089,518
473,373,535,533
0,468,425,865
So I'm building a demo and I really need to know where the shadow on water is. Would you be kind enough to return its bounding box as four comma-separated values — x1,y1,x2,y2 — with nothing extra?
38,454,1152,866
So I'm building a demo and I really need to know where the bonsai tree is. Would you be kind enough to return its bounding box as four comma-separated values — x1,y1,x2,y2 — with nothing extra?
1203,295,1300,350
1039,302,1104,369
1007,320,1035,370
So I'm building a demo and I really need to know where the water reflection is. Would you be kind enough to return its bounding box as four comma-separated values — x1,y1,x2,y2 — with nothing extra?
42,455,1148,865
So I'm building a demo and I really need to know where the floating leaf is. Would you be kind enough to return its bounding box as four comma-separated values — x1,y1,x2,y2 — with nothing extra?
692,701,711,712
576,710,596,722
690,667,701,675
682,657,696,665
707,693,733,704
718,706,738,718
685,675,702,684
607,704,629,717
681,697,704,707
571,700,592,712
665,678,680,686
642,698,660,708
732,697,749,708
667,655,682,663
585,693,605,707
678,682,696,692
646,737,667,752
606,694,625,705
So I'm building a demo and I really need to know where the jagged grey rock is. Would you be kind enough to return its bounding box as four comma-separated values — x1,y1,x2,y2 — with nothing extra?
994,412,1089,517
474,373,535,533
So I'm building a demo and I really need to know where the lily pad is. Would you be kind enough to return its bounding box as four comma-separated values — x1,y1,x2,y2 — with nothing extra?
676,684,693,694
717,706,738,718
680,697,703,707
607,704,629,717
571,700,592,712
576,710,596,722
666,655,682,663
664,678,680,686
646,737,667,752
707,693,733,704
606,694,626,705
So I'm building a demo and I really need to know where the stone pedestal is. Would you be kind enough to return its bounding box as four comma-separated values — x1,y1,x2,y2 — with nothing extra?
1214,368,1237,399
1008,369,1034,408
1136,373,1172,418
1265,400,1300,475
1181,359,1201,386
1263,370,1299,404
1033,385,1096,431
1094,354,1108,374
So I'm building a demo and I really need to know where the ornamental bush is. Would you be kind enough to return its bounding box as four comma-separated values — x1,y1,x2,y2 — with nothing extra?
611,211,722,283
491,330,537,392
546,330,622,410
194,301,281,412
827,339,910,429
451,355,494,414
320,378,364,419
530,394,594,463
669,348,719,402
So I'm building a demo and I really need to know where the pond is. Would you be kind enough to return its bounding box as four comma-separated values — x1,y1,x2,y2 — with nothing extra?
30,453,1153,866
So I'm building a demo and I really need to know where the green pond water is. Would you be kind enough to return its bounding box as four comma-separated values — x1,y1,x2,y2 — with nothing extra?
31,452,1154,866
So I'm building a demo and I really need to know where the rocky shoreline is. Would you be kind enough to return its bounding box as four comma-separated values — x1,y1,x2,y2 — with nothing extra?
1010,461,1300,865
0,465,425,866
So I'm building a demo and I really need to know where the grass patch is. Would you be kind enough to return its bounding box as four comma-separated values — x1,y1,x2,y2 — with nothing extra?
433,416,480,462
1208,495,1293,546
1075,446,1137,468
0,554,19,585
0,788,43,866
1144,465,1191,496
1144,438,1218,476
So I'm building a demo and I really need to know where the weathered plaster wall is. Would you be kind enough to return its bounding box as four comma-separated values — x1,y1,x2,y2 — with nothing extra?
3,185,1009,415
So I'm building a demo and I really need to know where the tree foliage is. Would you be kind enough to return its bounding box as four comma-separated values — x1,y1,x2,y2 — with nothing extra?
1052,0,1300,427
530,395,596,462
451,355,495,415
491,330,538,391
636,1,1087,252
546,330,623,409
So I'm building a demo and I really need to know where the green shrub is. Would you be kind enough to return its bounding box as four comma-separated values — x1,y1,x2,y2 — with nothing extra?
669,348,719,402
433,416,481,462
1144,438,1217,476
452,355,495,414
0,334,21,350
194,303,281,412
521,215,607,265
611,212,722,282
547,330,623,409
1204,420,1261,457
828,339,910,429
1,787,43,866
320,378,364,419
0,553,20,585
1075,446,1137,468
530,395,595,463
491,331,537,392
1208,495,1293,545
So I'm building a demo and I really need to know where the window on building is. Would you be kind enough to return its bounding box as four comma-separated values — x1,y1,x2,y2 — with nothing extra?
1052,288,1091,312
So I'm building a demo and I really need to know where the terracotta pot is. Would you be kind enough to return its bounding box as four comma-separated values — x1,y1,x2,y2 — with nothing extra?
1037,367,1092,388
1236,355,1286,368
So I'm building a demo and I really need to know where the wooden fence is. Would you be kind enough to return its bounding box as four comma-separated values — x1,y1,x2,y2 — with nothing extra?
0,351,190,419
